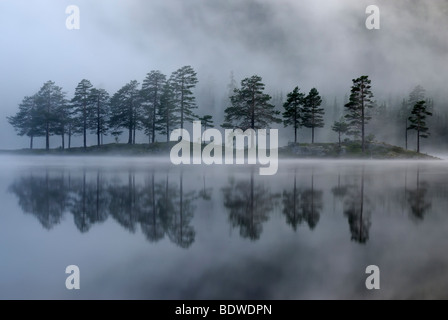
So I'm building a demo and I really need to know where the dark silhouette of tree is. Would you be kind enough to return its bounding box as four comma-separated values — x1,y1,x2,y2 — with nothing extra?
222,171,278,240
7,95,42,149
299,174,323,229
407,100,432,153
8,172,69,229
88,88,110,146
156,80,179,142
166,173,196,248
69,171,109,232
282,86,305,143
397,98,410,149
222,75,281,130
407,168,431,221
141,70,166,143
108,172,140,232
198,115,214,131
139,172,165,242
344,75,374,153
331,117,349,147
171,66,198,130
302,88,324,144
282,171,302,231
198,115,214,144
34,81,67,150
71,79,94,149
198,174,213,200
343,170,371,243
109,80,142,144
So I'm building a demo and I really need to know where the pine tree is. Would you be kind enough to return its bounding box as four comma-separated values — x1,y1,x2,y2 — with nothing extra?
223,75,281,130
34,81,67,150
407,100,432,153
71,79,94,148
198,115,214,131
198,115,214,144
302,88,324,144
141,70,166,143
331,117,349,147
89,88,110,146
282,86,305,143
109,80,141,144
7,95,42,149
344,75,374,153
157,80,179,142
171,66,198,129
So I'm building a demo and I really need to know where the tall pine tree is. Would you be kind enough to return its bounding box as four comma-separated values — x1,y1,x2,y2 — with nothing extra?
171,66,198,129
302,88,324,144
109,80,141,144
344,76,374,153
223,75,281,130
407,100,432,153
141,70,166,143
7,95,42,149
156,80,179,142
282,86,305,144
71,79,94,149
34,81,67,150
89,88,110,146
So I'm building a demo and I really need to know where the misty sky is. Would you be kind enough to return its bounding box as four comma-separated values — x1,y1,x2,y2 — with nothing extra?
0,0,447,149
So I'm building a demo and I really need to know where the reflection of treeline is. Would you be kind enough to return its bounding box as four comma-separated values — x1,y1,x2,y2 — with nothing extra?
8,171,200,248
9,167,434,245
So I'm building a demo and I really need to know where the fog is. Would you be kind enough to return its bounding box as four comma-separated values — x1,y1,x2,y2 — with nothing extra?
1,0,447,149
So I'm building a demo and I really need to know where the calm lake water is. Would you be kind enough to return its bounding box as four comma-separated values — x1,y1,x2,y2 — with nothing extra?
1,156,448,299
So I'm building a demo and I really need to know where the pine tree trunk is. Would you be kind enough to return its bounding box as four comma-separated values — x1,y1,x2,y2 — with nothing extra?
294,126,297,143
128,104,133,144
46,122,50,151
61,133,65,150
417,128,420,153
152,85,157,144
83,103,87,149
180,80,184,130
338,132,341,147
97,98,101,147
361,101,365,153
30,136,33,149
128,125,132,144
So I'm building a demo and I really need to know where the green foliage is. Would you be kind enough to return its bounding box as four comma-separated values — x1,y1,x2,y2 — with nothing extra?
7,95,42,142
407,100,432,152
170,66,198,129
141,70,166,143
109,80,141,144
198,114,214,131
88,88,110,146
156,80,180,142
302,88,324,143
71,79,94,147
223,75,281,130
344,75,374,152
282,86,305,143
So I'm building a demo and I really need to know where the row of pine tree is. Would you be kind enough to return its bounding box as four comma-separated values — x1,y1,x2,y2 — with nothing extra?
7,66,433,153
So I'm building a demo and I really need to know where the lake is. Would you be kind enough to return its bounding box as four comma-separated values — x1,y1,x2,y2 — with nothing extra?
1,156,448,299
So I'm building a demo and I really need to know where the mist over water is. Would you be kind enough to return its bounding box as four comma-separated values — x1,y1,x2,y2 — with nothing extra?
2,156,448,299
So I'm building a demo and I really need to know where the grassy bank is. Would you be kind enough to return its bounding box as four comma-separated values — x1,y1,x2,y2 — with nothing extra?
0,140,439,160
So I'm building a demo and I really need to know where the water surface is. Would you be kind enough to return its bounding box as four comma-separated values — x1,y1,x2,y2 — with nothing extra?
1,156,448,299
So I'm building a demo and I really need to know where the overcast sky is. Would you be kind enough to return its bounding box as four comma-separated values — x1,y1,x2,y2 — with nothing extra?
0,0,447,149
